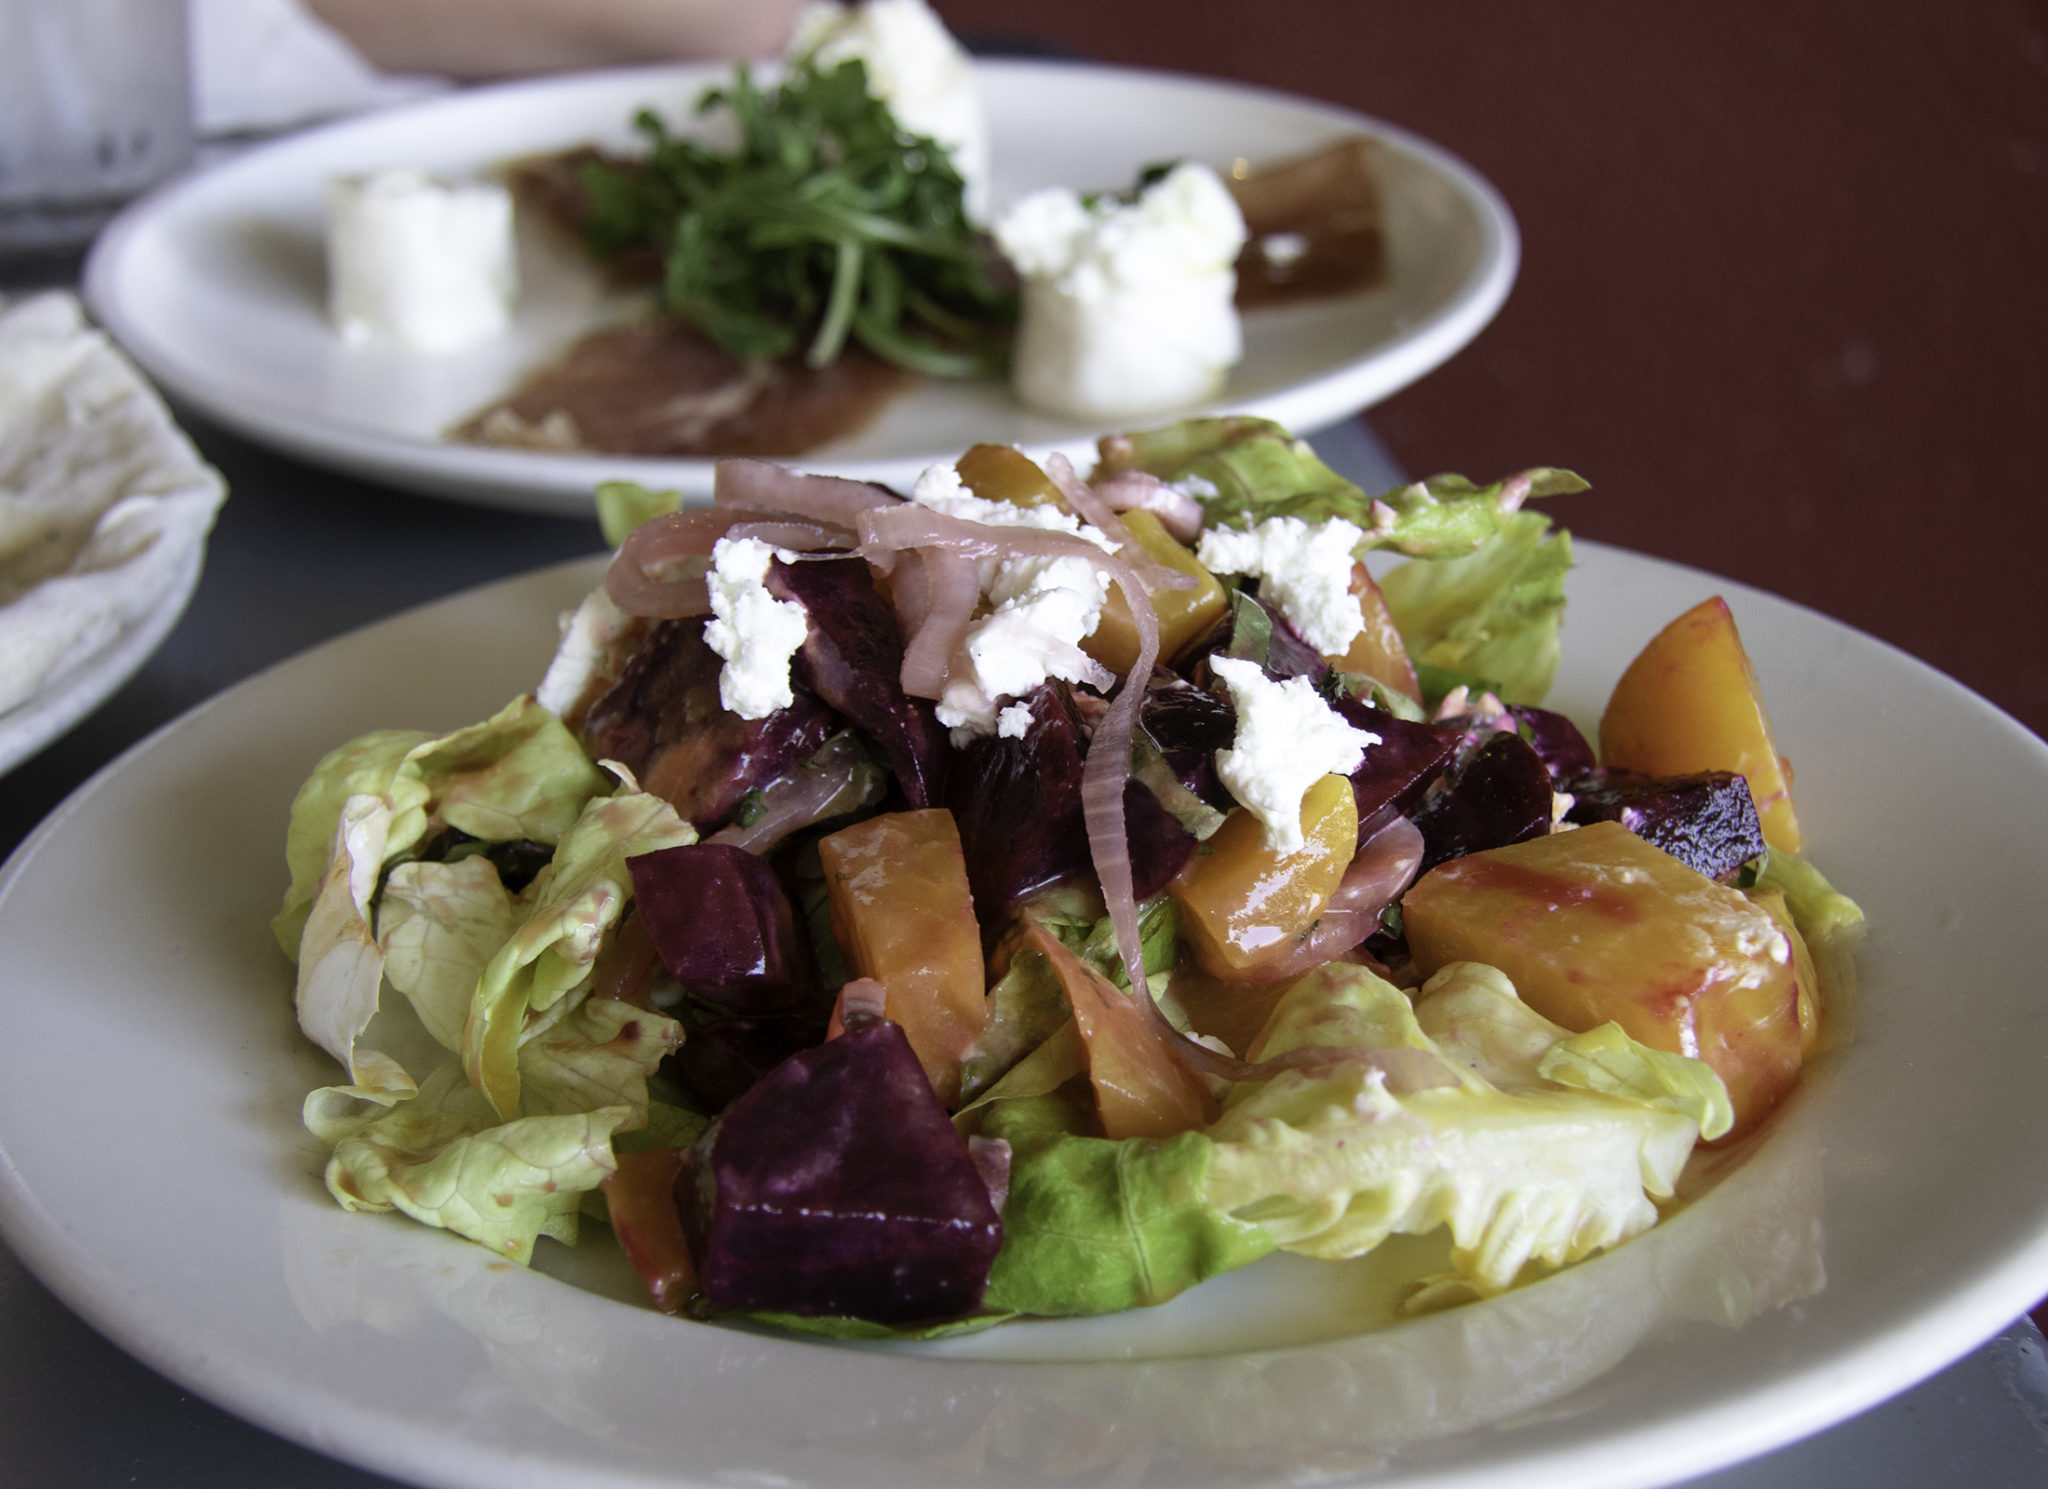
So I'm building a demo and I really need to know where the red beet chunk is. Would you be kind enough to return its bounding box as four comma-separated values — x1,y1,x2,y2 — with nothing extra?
1505,705,1598,786
664,1012,825,1113
682,1021,1003,1322
1565,770,1766,881
1329,700,1459,829
768,556,950,808
1413,731,1554,873
627,844,807,1012
946,685,1091,923
579,618,835,831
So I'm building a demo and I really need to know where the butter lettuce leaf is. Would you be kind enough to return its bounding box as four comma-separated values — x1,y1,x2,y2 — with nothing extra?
379,856,521,1052
1380,510,1572,705
596,480,683,547
464,784,696,1120
1755,848,1866,952
294,794,413,1100
274,697,609,957
981,1116,1275,1317
1205,962,1702,1294
1538,1023,1735,1141
275,729,434,955
519,996,682,1123
1095,416,1583,558
320,1062,628,1264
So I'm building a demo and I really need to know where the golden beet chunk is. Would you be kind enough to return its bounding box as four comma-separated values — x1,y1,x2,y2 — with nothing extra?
1599,596,1801,852
1083,509,1230,674
955,442,1065,509
1403,821,1802,1135
1169,774,1358,978
1330,562,1421,702
818,809,988,1105
1032,926,1216,1139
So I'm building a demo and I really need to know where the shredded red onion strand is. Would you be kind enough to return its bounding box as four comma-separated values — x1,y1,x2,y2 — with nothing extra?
1044,452,1196,594
1091,471,1206,545
604,509,749,617
898,548,983,700
714,457,900,527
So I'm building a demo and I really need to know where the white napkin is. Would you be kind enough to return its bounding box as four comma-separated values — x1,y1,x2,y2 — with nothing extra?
0,293,227,717
189,0,449,137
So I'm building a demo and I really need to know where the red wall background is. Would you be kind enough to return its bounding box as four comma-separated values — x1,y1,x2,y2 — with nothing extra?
944,0,2048,738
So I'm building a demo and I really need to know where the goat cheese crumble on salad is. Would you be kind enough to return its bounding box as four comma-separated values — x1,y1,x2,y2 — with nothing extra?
276,418,1862,1337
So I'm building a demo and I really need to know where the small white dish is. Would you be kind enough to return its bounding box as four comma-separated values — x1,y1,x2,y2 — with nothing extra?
2,542,2047,1489
83,60,1516,517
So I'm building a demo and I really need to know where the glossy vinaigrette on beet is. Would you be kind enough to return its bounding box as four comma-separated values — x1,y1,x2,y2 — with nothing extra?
275,417,1862,1333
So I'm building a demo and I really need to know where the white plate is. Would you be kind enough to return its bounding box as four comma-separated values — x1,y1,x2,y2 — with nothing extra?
82,60,1515,517
0,538,203,775
5,542,2048,1489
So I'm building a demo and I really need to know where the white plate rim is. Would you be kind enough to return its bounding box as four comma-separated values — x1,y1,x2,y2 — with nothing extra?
4,540,2048,1489
82,58,1518,516
0,537,206,776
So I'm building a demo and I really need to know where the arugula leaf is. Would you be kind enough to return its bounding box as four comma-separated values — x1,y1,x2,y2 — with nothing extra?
579,58,1013,375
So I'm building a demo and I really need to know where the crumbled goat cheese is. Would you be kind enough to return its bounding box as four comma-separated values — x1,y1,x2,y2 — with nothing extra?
911,460,1115,551
909,461,1122,740
994,162,1247,421
790,0,989,219
325,170,516,350
1197,515,1368,656
703,537,810,719
1209,656,1378,855
996,703,1035,739
937,553,1113,742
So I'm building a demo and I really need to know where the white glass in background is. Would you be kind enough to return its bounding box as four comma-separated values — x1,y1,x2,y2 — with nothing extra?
0,0,194,255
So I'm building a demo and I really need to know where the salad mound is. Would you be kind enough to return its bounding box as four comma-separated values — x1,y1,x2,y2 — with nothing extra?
277,418,1861,1335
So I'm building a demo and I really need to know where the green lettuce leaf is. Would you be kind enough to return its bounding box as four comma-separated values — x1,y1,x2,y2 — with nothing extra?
274,697,609,956
596,480,683,547
379,856,521,1052
275,729,434,955
465,784,696,1119
1538,1024,1735,1141
293,793,414,1100
959,945,1074,1106
1380,510,1573,704
1094,416,1583,558
615,1098,713,1156
319,1062,628,1264
1755,849,1866,952
397,695,611,847
981,1117,1276,1317
518,996,682,1123
1204,962,1702,1294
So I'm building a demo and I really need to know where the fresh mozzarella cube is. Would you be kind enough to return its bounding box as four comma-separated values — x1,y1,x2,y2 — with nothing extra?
995,163,1248,421
325,170,516,351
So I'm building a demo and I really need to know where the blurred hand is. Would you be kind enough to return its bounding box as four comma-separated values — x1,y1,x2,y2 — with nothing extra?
305,0,812,78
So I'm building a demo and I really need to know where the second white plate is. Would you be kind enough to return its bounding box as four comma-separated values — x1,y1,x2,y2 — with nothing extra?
83,59,1515,516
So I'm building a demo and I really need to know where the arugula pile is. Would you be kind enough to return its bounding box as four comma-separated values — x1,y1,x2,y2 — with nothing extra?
579,58,1015,376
